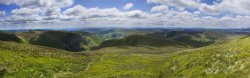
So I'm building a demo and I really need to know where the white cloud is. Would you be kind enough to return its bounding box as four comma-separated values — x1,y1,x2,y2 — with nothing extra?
63,5,123,19
0,11,5,16
201,0,250,15
151,5,169,12
147,0,201,9
147,0,250,15
1,0,250,29
43,8,61,16
63,5,149,19
63,5,88,16
4,15,42,24
0,0,73,8
11,8,40,16
125,10,147,18
123,3,133,10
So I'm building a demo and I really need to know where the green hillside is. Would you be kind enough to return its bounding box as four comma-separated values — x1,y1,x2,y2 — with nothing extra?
93,29,156,40
0,32,24,43
77,46,190,78
161,36,250,78
13,30,102,51
98,35,188,49
74,35,249,78
0,29,249,78
0,41,93,78
147,30,239,47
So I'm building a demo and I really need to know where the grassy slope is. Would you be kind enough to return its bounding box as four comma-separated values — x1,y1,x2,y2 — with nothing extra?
0,32,249,78
15,30,102,51
77,32,103,49
98,35,189,49
161,36,250,78
96,29,155,40
76,46,190,78
78,36,249,78
0,41,94,78
0,32,24,43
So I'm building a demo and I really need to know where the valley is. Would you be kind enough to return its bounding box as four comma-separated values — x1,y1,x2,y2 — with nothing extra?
0,28,249,78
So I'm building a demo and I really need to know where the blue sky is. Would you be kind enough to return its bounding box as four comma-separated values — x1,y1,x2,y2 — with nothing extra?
0,0,249,29
0,0,157,14
0,0,217,15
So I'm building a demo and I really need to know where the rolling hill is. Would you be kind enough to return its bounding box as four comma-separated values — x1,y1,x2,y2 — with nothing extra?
161,36,250,78
97,35,188,49
0,32,24,43
84,28,158,40
0,29,249,78
7,30,102,51
0,40,92,78
74,35,249,78
147,30,241,47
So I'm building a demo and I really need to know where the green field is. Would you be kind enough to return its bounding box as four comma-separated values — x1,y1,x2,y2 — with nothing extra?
0,30,249,78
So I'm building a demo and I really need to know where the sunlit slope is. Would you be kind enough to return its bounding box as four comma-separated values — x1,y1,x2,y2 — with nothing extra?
93,28,157,40
77,36,247,78
0,30,248,78
161,36,250,78
76,45,191,78
15,30,102,51
147,30,239,47
0,41,91,78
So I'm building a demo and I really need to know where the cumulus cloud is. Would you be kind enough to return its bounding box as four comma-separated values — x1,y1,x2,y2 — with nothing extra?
125,10,147,18
201,0,250,15
63,5,123,20
123,3,133,10
63,5,88,16
11,8,40,16
151,5,169,12
63,5,148,19
1,0,250,29
147,0,250,15
1,0,73,21
147,0,201,9
0,0,73,8
0,11,5,16
4,15,42,24
0,3,150,27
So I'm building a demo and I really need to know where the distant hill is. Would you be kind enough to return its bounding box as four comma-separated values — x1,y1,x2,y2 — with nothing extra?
0,32,24,43
23,31,101,51
0,30,102,52
29,31,88,51
86,28,158,40
147,30,240,47
97,35,188,49
0,29,242,51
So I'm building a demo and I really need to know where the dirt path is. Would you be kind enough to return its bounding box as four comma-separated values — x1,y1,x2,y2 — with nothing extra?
83,62,92,73
82,57,103,74
175,48,200,53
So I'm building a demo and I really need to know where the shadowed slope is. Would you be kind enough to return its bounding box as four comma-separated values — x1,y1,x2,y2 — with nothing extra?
0,32,23,43
98,35,188,49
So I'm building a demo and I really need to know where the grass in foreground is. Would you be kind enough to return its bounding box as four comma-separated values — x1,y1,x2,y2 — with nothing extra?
0,41,93,78
1,36,250,78
161,37,250,78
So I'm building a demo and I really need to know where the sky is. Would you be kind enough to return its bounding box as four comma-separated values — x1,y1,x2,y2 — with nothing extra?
0,0,250,30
